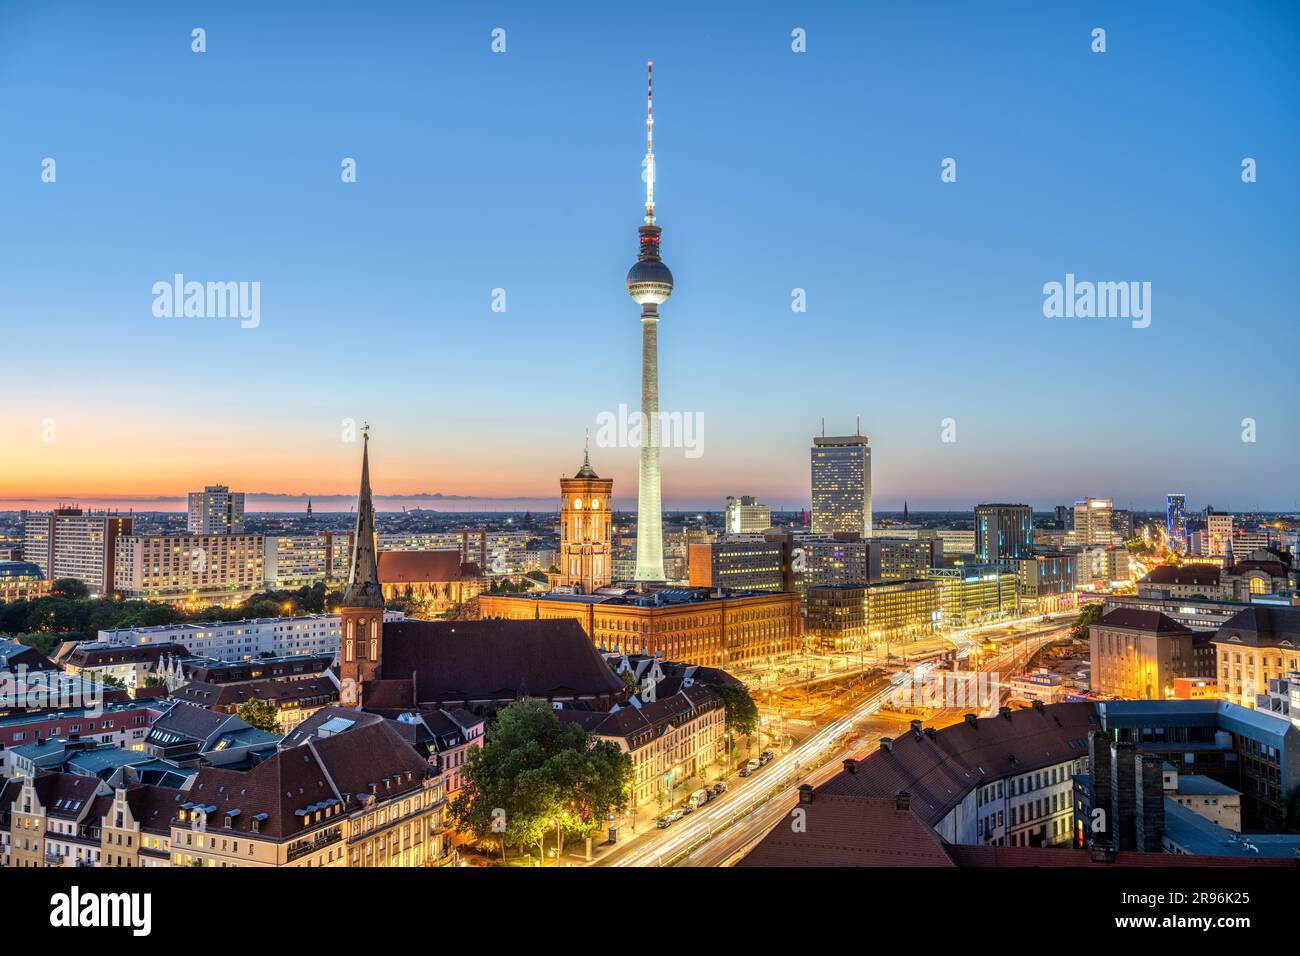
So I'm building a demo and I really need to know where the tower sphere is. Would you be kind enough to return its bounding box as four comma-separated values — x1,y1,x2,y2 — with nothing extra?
627,257,674,306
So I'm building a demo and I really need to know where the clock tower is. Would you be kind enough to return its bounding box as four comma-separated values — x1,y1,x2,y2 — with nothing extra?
559,436,614,594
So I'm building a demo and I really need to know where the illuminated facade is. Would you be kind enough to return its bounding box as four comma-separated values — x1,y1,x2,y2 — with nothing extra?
21,508,133,595
479,587,801,667
114,532,264,605
805,580,939,651
974,503,1033,561
1213,606,1300,709
1089,608,1199,700
338,432,386,703
1070,497,1116,546
1166,493,1188,551
558,442,614,593
725,496,772,534
187,485,245,535
810,434,872,537
924,564,1018,627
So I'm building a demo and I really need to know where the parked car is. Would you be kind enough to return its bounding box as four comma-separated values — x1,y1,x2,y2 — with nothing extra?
668,808,685,822
738,767,751,778
746,758,762,771
656,817,672,829
711,782,727,795
760,750,775,762
689,788,711,809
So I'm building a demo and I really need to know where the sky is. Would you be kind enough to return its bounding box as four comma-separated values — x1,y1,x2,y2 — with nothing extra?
1,1,1298,512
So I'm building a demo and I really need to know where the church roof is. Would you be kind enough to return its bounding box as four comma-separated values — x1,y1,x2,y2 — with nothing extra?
342,434,384,609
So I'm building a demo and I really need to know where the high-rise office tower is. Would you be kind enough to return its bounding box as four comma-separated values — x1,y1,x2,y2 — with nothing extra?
1206,513,1233,557
627,62,674,583
559,438,614,593
811,431,872,537
188,485,245,535
1166,494,1187,551
1073,497,1115,546
974,503,1033,561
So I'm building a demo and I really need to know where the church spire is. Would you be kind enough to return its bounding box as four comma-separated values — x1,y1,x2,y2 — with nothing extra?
343,428,383,608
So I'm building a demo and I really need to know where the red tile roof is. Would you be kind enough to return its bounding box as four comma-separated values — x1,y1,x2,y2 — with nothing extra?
378,550,481,584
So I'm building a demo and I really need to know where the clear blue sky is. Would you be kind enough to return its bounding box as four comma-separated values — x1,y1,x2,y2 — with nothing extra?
1,1,1297,512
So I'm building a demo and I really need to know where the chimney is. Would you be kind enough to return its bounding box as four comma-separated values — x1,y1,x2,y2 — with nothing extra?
895,791,912,811
1032,699,1045,713
963,713,977,727
1110,741,1138,852
999,706,1012,720
798,784,814,804
1089,845,1115,864
842,759,856,775
924,727,937,740
1135,753,1165,853
880,737,893,753
909,719,923,737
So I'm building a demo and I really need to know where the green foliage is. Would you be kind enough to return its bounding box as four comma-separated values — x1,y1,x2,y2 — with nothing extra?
51,578,90,600
708,683,759,740
1070,602,1104,641
448,698,632,862
235,698,282,734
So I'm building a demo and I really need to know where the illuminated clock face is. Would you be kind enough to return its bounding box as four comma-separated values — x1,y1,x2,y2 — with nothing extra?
590,498,602,510
572,497,584,509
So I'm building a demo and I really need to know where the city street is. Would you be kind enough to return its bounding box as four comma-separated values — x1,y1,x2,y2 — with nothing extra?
594,619,1070,867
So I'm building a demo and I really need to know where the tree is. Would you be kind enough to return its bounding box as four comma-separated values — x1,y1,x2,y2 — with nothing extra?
51,578,90,600
448,698,631,864
708,683,759,752
1070,603,1104,642
235,699,282,734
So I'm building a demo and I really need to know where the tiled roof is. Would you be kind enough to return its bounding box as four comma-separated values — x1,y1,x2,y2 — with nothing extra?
817,703,1099,827
379,619,626,704
1095,608,1192,634
738,795,955,867
378,550,482,584
1140,565,1221,587
171,676,337,709
1214,605,1300,647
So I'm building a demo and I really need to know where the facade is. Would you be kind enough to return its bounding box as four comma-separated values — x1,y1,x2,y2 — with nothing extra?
935,528,976,556
925,564,1018,626
1212,606,1300,709
187,485,245,535
21,508,133,594
974,504,1033,562
724,496,771,534
1098,698,1300,829
687,538,787,592
263,531,354,588
96,614,343,661
1166,494,1188,551
337,434,386,704
1012,552,1077,613
114,532,265,604
0,561,49,602
810,433,872,537
377,551,484,615
1206,513,1233,557
558,446,614,593
479,587,802,667
1088,608,1200,700
1070,497,1116,546
557,684,725,810
805,580,939,651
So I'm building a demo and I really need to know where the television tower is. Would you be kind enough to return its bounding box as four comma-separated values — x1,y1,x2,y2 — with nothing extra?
627,61,673,583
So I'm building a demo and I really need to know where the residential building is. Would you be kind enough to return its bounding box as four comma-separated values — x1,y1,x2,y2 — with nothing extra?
114,532,266,605
263,531,354,588
187,486,245,535
21,508,133,594
95,614,346,661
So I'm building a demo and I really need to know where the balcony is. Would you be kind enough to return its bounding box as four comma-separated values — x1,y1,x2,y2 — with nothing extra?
286,826,343,863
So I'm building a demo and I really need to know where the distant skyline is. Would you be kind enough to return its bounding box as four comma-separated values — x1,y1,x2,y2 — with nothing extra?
2,3,1298,511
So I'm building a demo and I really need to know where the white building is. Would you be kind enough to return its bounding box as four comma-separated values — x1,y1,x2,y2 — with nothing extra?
936,529,977,556
114,532,265,604
21,509,134,594
725,496,772,534
1205,514,1233,557
187,485,245,535
96,614,354,660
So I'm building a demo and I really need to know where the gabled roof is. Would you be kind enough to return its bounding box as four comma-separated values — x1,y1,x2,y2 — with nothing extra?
817,703,1099,826
379,619,626,704
1095,608,1192,634
1140,565,1221,587
1214,605,1300,648
378,550,482,584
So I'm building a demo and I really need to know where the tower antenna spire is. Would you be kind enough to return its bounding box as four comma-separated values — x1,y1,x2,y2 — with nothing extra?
644,60,655,223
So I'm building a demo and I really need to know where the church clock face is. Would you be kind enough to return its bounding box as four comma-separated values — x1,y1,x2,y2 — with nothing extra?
591,498,602,509
572,497,584,509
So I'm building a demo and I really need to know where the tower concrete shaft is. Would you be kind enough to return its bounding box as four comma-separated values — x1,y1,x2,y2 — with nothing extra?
635,305,664,581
